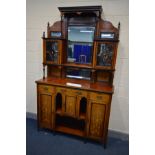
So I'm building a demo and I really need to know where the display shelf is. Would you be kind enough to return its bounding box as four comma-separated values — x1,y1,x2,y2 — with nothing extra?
63,63,92,69
79,113,86,120
55,126,85,137
42,37,66,40
56,108,62,115
55,115,85,136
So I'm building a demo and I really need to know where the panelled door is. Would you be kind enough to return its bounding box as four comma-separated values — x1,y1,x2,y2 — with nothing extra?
64,89,77,117
88,101,106,139
38,85,54,129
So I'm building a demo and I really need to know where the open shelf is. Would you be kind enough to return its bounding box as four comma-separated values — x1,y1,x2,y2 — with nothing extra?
55,125,84,137
55,115,85,136
56,108,62,115
79,97,87,120
63,63,92,69
79,113,86,120
55,93,63,114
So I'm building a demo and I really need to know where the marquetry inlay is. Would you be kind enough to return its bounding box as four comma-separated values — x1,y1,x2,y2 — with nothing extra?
65,96,76,116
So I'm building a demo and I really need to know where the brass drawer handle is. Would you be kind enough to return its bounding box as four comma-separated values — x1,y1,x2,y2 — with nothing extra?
60,89,66,92
96,96,102,100
44,87,48,91
76,91,82,95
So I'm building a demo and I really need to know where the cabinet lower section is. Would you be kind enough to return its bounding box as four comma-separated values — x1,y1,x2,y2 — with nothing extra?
37,84,112,147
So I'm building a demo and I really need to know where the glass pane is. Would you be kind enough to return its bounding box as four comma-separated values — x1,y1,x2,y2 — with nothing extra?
67,26,95,64
46,41,58,63
97,43,113,66
66,68,91,80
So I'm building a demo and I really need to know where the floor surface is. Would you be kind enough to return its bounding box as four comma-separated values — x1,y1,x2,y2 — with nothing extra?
26,118,129,155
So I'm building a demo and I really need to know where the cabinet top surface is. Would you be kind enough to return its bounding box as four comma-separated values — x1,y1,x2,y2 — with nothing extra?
36,77,113,94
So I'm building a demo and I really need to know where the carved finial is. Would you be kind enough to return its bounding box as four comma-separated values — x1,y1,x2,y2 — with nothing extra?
47,22,50,28
43,64,45,79
61,12,64,17
117,22,121,39
42,32,45,38
118,22,120,31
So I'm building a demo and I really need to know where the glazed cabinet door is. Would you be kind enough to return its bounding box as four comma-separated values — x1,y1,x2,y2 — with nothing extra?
88,101,106,139
43,39,62,64
94,42,117,70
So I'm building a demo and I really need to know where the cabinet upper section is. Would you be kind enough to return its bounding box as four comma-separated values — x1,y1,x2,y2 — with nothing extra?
45,6,120,41
42,6,120,71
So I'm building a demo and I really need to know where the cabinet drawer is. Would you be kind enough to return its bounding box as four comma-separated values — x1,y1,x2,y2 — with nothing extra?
66,88,77,96
55,87,87,97
38,85,54,94
65,89,87,97
56,87,67,93
75,90,87,97
89,92,110,103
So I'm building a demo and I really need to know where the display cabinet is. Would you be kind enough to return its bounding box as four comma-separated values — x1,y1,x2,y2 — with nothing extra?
36,6,120,148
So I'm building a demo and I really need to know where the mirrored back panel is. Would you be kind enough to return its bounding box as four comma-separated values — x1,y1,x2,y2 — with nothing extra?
66,67,91,80
67,26,95,64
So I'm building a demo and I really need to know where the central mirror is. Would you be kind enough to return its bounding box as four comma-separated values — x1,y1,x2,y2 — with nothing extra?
67,26,95,64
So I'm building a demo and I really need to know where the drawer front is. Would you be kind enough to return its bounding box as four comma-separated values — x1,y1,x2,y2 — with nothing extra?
66,88,87,97
75,90,87,97
66,88,77,96
56,87,67,93
89,92,110,104
55,87,87,97
38,85,54,94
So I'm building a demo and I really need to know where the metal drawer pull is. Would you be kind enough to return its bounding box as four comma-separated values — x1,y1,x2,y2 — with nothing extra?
44,87,48,91
76,92,82,95
60,89,66,92
97,96,102,99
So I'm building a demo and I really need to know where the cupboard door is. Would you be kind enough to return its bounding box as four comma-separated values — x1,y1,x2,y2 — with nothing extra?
43,40,61,64
94,42,117,69
65,95,76,117
89,102,106,139
97,43,113,66
38,93,52,129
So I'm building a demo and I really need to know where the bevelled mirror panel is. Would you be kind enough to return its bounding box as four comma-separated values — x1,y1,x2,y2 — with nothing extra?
67,26,95,65
66,68,91,80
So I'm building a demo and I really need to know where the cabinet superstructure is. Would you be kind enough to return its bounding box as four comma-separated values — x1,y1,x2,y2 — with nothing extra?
36,6,120,148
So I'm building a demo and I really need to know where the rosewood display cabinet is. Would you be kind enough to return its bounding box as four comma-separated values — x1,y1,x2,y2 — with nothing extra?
35,6,120,148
